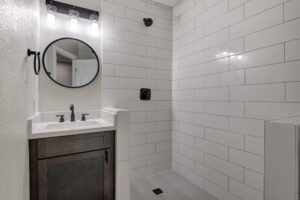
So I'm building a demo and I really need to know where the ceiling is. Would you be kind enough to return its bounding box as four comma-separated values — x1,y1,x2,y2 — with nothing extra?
151,0,183,7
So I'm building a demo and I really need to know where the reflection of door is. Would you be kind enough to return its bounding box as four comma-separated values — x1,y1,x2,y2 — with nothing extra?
72,59,97,87
57,61,72,86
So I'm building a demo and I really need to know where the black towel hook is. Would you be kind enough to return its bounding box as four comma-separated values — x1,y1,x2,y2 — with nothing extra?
27,49,41,75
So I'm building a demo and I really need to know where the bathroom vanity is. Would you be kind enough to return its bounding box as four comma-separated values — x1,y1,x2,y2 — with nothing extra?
29,131,115,200
27,109,130,200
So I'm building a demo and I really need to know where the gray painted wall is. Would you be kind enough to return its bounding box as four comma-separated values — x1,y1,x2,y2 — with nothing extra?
0,0,39,199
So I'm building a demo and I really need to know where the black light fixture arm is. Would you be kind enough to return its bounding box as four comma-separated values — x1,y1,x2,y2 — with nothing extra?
45,0,99,20
27,49,41,75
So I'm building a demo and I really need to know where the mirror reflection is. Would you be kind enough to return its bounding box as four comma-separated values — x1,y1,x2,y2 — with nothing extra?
43,38,99,88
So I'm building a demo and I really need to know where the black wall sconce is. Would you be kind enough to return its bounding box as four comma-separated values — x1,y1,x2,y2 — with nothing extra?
27,49,41,75
46,0,100,20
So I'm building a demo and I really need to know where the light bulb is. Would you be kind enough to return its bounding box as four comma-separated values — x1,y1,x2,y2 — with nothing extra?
90,14,99,35
70,17,78,28
91,21,99,32
46,4,57,26
69,10,79,30
47,12,55,24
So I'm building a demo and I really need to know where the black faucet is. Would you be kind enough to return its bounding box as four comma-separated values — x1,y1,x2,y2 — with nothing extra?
70,104,75,122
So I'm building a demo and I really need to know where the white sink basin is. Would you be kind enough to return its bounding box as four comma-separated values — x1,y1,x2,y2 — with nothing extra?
28,110,119,139
46,120,101,130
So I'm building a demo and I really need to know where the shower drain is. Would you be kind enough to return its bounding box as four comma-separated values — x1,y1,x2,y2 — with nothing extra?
152,188,164,195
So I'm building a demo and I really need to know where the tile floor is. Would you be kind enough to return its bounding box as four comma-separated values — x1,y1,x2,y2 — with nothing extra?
131,170,217,200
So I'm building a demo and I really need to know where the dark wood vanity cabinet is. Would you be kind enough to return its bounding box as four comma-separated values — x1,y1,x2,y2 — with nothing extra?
29,131,115,200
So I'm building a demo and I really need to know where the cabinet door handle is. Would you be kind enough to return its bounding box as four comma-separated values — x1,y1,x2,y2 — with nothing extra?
105,150,108,163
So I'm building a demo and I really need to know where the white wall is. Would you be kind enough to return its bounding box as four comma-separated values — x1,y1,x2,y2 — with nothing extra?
0,0,39,199
101,0,173,179
39,0,102,112
173,0,300,199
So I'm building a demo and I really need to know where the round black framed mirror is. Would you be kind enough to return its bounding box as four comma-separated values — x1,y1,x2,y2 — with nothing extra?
42,38,100,88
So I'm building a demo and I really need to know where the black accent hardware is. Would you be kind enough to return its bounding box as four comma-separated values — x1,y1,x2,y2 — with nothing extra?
46,0,99,20
70,104,75,122
143,18,153,27
27,49,41,75
27,49,36,56
140,88,151,100
105,150,108,163
42,37,100,89
81,114,89,121
56,115,65,122
152,188,163,195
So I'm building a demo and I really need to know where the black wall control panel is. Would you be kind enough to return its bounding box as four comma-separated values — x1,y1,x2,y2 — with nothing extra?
140,88,151,100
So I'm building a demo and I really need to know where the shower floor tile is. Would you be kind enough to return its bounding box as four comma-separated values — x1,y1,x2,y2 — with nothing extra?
131,170,217,200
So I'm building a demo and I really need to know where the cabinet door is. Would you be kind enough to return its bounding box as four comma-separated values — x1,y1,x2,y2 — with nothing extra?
38,149,113,200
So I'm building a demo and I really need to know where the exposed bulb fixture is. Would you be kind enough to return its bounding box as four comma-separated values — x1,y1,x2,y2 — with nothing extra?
90,14,99,34
69,9,79,29
47,4,57,24
70,17,78,27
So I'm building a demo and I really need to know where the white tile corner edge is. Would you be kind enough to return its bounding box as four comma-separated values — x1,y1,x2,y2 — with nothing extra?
116,160,130,200
103,107,131,200
27,112,41,137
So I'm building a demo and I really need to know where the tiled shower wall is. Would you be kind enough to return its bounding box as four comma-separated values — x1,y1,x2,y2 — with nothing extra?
173,0,300,199
101,0,173,179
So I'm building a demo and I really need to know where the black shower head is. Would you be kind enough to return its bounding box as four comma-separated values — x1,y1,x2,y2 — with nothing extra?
143,18,153,27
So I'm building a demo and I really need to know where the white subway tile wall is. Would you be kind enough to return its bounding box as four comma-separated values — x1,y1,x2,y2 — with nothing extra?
102,0,173,179
102,0,300,198
173,0,300,199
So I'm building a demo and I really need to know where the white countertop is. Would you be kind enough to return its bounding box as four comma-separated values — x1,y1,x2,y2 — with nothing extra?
27,109,117,139
29,119,115,139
